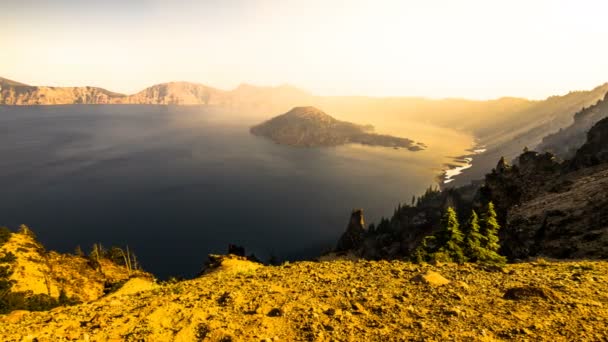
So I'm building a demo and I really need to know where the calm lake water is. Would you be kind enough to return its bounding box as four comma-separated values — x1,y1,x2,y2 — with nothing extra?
0,105,441,278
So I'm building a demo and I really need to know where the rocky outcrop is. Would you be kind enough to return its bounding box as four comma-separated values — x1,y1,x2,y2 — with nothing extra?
504,164,608,259
335,209,366,252
0,229,152,303
569,116,608,169
251,106,424,150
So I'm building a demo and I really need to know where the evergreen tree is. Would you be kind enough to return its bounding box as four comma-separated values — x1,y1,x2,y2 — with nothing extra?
462,210,484,261
412,235,435,263
479,202,507,265
435,207,466,263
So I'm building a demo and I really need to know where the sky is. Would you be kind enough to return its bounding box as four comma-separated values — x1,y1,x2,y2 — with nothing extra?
1,0,607,99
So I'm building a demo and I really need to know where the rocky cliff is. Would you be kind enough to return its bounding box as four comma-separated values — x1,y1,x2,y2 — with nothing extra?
0,78,125,105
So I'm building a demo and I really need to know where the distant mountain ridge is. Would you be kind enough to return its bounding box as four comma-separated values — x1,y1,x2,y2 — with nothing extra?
0,77,313,108
250,106,425,150
538,92,608,159
446,83,608,186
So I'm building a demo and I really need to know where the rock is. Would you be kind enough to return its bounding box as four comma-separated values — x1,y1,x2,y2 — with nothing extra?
267,308,283,317
350,301,368,315
411,271,450,286
503,286,561,302
1,310,30,323
335,209,366,252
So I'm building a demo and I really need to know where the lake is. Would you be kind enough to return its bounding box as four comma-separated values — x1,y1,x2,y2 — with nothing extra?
0,105,446,278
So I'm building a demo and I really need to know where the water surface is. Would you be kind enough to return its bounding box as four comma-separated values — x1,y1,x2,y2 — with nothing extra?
0,105,442,278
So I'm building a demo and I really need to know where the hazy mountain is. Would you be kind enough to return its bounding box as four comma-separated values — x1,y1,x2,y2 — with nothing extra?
0,77,313,111
113,81,228,105
0,77,30,87
538,92,608,159
250,106,424,150
447,83,608,186
0,77,125,105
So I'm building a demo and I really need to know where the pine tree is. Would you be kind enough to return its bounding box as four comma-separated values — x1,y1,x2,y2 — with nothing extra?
479,202,507,265
435,207,466,263
412,235,435,263
462,210,484,261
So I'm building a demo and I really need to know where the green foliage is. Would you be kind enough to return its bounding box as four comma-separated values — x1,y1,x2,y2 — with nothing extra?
462,211,484,261
415,185,442,207
107,246,127,266
0,265,15,292
412,205,506,265
0,252,17,264
435,207,466,263
0,291,79,314
479,202,507,265
412,235,436,263
0,227,12,246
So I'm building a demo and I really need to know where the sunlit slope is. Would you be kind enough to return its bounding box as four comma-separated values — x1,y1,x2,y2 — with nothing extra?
1,256,607,341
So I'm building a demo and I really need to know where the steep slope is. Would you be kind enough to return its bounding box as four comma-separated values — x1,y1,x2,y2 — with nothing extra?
251,106,424,150
448,83,608,186
0,229,152,304
538,92,608,159
1,256,607,341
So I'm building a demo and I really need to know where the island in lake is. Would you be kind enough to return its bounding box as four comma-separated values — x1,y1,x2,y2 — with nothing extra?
250,106,426,151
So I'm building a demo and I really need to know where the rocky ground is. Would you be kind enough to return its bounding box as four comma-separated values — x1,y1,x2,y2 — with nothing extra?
1,256,607,341
0,231,148,302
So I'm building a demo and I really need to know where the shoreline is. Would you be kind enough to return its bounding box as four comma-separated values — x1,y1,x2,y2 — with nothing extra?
440,146,487,186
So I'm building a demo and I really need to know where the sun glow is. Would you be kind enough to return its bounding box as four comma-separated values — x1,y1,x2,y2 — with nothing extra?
2,0,607,99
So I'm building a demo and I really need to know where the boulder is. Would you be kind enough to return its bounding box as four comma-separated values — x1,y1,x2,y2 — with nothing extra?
411,271,450,286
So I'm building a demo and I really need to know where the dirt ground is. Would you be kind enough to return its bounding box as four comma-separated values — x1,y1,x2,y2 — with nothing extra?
1,256,607,341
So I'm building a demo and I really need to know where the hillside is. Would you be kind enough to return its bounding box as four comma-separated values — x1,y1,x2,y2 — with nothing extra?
0,77,125,105
251,106,425,150
446,84,608,186
538,92,608,159
0,227,153,312
1,254,606,341
335,114,608,262
114,82,228,105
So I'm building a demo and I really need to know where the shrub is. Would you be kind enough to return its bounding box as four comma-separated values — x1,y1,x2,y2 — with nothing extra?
0,252,17,263
0,227,12,246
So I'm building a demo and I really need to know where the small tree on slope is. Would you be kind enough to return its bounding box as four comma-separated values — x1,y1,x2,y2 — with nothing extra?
463,210,484,261
434,207,466,263
479,202,507,265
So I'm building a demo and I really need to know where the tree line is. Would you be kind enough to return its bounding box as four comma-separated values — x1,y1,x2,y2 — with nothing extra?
413,202,506,265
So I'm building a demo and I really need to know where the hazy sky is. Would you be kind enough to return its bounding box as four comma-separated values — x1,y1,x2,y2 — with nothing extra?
2,0,607,99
